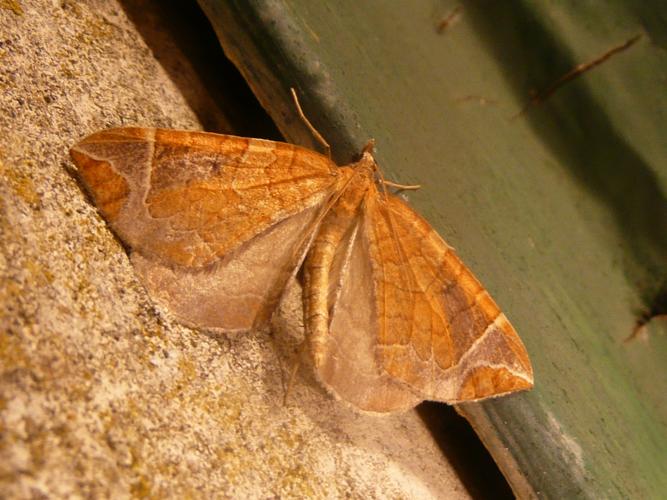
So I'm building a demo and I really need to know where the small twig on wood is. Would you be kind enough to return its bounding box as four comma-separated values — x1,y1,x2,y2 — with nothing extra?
454,95,497,107
436,6,462,34
515,34,642,117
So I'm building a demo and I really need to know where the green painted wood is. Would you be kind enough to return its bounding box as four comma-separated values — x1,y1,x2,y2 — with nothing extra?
198,1,667,497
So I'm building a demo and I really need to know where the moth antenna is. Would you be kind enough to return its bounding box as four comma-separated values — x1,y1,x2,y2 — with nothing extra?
371,154,419,192
382,180,421,191
290,87,332,160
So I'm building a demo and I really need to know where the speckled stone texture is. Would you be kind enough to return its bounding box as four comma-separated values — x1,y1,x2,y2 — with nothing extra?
0,1,469,497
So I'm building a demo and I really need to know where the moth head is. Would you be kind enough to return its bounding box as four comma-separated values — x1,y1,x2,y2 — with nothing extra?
354,139,380,179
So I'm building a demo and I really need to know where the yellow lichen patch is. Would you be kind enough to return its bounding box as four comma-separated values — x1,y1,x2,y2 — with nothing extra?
1,160,40,207
129,474,152,499
177,356,198,383
0,327,32,371
0,0,23,16
24,258,55,287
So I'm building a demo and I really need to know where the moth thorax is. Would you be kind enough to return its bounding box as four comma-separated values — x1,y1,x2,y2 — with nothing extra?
351,151,378,177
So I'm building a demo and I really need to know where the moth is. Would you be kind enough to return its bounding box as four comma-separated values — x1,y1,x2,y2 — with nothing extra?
70,127,533,413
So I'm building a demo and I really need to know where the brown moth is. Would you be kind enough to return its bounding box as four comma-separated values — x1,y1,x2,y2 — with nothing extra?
70,127,533,413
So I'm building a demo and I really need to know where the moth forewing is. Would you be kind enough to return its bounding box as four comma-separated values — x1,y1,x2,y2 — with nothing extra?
71,127,533,413
70,127,340,331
